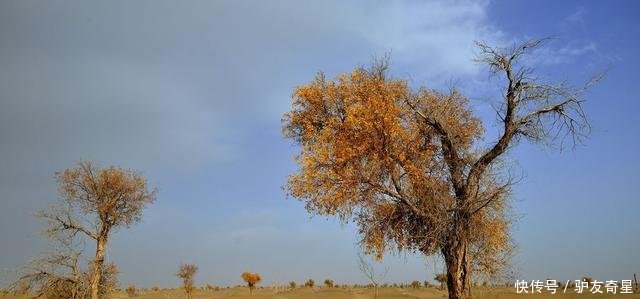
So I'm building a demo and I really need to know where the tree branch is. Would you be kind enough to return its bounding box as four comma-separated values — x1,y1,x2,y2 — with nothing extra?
41,210,97,240
403,97,465,198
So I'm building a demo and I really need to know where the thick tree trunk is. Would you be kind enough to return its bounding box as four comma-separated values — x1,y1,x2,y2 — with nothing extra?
442,223,471,299
90,234,108,299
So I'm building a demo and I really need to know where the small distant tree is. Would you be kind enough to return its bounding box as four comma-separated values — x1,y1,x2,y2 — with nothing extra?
125,285,136,297
324,279,334,288
176,264,198,299
435,273,448,290
289,281,296,289
582,277,593,285
304,279,315,288
411,281,421,288
205,284,216,291
241,272,261,295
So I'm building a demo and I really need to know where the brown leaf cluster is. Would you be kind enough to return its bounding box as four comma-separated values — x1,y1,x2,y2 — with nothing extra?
55,161,157,228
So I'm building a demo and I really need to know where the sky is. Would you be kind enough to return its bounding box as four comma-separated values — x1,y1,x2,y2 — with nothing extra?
1,0,639,288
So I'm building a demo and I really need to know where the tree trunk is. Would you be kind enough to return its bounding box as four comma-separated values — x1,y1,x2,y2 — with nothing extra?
90,234,108,299
442,223,471,299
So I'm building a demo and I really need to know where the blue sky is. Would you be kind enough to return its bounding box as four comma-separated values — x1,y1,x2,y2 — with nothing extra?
1,0,638,288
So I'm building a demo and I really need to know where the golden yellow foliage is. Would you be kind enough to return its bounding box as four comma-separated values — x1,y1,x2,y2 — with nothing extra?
283,65,492,259
241,272,261,294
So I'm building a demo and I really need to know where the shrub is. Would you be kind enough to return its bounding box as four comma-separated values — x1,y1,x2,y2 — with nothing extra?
324,279,334,288
126,285,137,297
304,279,315,288
289,281,296,289
434,273,447,290
15,261,120,299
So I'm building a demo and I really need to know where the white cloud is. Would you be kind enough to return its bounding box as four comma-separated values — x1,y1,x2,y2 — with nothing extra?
350,0,503,79
564,6,587,26
518,40,598,67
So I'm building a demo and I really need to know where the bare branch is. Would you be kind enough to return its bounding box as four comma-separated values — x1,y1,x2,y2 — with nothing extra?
39,208,97,240
468,39,600,191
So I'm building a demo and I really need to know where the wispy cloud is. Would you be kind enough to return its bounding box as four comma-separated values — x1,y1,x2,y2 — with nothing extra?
564,6,587,27
522,40,598,66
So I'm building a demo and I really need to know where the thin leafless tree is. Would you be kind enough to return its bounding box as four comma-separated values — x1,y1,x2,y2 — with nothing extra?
358,254,388,299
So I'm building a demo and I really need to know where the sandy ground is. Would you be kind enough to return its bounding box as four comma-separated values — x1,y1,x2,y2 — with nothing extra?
2,286,638,299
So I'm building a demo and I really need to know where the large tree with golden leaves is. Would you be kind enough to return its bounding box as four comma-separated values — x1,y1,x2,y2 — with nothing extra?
283,40,597,299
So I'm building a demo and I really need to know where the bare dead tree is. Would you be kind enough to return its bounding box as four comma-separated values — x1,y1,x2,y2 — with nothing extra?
12,241,86,299
12,235,119,299
358,254,388,299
